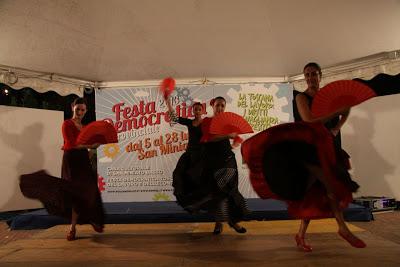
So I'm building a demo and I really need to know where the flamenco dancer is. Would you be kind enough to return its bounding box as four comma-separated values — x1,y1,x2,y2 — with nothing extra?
20,97,105,241
164,94,206,212
200,97,250,235
242,62,370,251
292,62,362,250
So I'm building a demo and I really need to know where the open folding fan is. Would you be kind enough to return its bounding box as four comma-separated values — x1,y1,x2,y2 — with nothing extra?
209,112,254,135
311,80,376,117
159,77,176,99
76,121,118,146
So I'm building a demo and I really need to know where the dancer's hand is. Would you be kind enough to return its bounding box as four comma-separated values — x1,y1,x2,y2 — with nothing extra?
90,143,101,149
228,132,238,139
331,128,340,136
232,142,240,148
334,107,350,117
231,136,243,148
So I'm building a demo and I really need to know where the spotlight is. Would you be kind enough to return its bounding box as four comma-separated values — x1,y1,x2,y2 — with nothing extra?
2,88,9,95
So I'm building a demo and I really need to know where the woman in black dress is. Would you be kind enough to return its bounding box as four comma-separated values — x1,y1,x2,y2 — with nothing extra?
165,97,205,211
200,97,250,235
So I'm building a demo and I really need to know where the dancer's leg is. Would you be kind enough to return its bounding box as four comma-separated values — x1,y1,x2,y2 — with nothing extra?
307,163,366,248
67,209,78,241
327,194,366,248
295,219,312,252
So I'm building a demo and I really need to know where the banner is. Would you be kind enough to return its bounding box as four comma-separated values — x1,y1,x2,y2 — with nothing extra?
96,83,293,202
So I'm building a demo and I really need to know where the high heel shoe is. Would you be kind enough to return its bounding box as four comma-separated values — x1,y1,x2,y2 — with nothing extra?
295,234,312,252
338,231,366,248
213,223,223,235
66,229,76,241
90,223,104,233
228,222,247,234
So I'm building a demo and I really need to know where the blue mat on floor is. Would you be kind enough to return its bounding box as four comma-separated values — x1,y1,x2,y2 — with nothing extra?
7,199,372,230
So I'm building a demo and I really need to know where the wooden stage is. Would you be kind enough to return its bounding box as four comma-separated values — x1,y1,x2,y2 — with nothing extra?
0,219,399,266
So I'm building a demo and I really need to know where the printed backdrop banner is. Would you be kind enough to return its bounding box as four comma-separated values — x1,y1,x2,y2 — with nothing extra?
96,83,294,202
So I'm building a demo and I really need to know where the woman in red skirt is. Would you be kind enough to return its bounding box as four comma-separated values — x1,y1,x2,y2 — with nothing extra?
20,97,104,241
242,121,366,252
243,62,366,251
293,62,362,250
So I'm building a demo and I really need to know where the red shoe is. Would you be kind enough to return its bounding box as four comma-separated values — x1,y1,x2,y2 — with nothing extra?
295,234,312,252
90,223,104,233
338,231,366,248
66,229,76,241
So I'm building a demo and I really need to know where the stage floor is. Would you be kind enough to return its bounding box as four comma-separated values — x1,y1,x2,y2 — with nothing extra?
1,219,399,267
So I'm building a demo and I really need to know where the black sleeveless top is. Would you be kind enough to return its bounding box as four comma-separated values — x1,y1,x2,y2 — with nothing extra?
177,118,202,151
293,91,342,147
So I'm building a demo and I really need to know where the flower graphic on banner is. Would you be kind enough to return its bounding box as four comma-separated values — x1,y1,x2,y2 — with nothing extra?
152,192,171,201
103,143,120,159
98,175,106,192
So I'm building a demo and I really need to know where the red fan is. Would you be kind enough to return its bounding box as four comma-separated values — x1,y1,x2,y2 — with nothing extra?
209,112,254,135
311,80,376,117
159,77,176,99
76,121,118,145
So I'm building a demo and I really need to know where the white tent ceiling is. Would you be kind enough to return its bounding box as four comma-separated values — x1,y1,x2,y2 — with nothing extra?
0,0,399,82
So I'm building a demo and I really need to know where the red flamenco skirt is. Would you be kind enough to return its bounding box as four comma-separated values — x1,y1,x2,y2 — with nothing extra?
20,149,104,226
241,122,354,220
